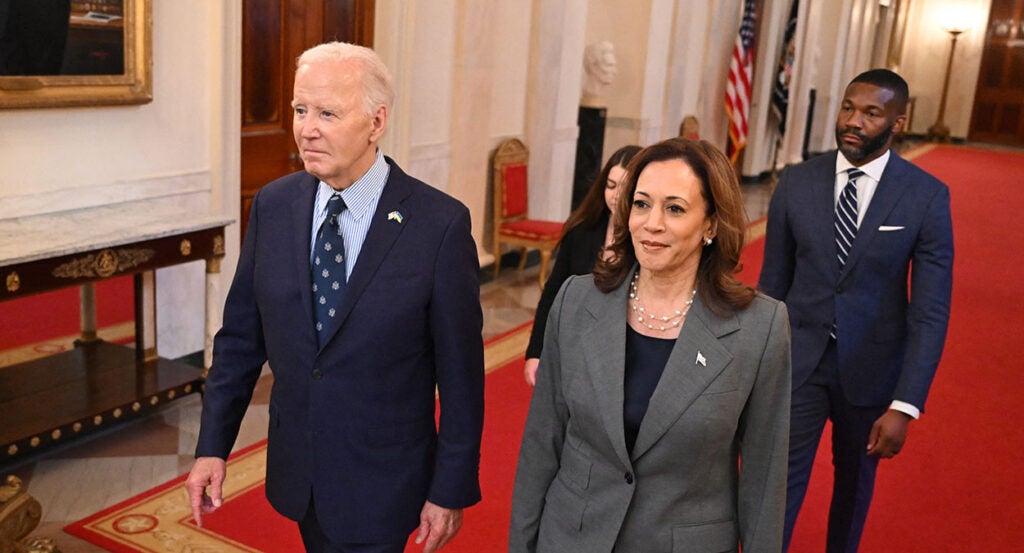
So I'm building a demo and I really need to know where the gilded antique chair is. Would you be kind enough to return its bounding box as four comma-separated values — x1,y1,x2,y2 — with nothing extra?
491,138,563,288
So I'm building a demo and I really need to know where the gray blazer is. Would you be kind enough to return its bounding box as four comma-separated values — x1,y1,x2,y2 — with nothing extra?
510,274,791,553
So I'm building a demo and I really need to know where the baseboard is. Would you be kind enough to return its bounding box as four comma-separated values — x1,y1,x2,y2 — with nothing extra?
903,132,968,144
741,172,773,184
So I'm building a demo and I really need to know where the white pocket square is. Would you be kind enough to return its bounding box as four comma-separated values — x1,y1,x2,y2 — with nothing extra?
878,225,905,231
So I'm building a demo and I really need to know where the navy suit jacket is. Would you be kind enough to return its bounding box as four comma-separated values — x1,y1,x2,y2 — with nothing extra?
196,158,485,543
758,150,953,410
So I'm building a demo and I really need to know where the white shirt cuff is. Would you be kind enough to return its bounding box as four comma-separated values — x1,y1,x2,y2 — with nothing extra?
889,400,920,419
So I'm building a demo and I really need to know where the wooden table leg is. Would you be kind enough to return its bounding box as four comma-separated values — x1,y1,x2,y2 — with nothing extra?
204,257,223,376
134,271,158,363
78,283,99,344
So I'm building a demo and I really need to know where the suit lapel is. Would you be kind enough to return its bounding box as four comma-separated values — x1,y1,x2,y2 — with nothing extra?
840,152,911,280
318,161,413,350
631,297,737,461
291,173,319,339
813,152,842,282
581,281,632,469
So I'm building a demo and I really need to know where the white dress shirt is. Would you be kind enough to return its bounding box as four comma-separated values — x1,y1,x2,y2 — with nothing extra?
309,149,390,280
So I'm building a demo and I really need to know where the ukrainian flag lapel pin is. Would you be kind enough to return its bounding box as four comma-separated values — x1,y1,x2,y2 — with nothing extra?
387,210,404,223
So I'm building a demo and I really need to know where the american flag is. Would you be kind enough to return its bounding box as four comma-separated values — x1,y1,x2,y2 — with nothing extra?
725,0,757,162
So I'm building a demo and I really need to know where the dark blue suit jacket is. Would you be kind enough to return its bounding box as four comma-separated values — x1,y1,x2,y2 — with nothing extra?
758,150,953,410
196,158,485,543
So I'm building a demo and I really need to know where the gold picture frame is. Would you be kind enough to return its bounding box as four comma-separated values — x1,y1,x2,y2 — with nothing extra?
0,0,152,109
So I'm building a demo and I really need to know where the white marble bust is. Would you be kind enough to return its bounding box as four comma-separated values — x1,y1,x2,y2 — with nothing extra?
581,41,617,108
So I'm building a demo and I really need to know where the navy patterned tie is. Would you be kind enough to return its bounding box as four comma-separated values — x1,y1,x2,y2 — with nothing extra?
835,168,863,268
313,193,347,345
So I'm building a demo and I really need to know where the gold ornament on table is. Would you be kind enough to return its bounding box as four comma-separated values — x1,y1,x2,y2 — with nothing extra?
52,248,154,279
5,272,19,293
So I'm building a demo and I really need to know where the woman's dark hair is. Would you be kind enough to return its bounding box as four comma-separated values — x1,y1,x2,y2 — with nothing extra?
592,138,756,316
561,145,642,239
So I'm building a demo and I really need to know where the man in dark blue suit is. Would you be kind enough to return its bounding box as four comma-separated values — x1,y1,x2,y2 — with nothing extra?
185,42,484,553
759,69,953,552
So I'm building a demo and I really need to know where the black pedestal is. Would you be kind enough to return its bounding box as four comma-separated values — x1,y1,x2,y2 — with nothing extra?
572,106,607,210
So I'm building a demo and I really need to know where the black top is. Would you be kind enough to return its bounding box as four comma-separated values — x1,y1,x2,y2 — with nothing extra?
623,325,675,454
526,212,610,359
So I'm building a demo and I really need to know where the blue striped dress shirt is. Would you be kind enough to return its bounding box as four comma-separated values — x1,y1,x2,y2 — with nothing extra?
309,149,391,280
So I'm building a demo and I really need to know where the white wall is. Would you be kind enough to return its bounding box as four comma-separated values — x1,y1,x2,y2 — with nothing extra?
590,0,650,151
377,0,536,261
525,0,588,224
809,0,851,155
898,0,990,138
378,1,452,231
489,2,532,141
743,0,793,177
0,1,241,358
663,2,712,144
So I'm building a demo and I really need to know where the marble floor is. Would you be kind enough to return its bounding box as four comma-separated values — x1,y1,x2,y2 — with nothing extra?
0,179,774,552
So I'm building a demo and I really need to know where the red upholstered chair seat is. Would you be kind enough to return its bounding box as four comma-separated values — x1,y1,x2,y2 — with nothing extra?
497,219,563,241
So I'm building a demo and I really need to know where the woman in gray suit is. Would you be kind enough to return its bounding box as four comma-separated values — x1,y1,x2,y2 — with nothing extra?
510,138,791,553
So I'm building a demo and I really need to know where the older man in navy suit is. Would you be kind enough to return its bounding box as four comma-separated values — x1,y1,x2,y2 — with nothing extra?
185,42,484,553
759,69,953,552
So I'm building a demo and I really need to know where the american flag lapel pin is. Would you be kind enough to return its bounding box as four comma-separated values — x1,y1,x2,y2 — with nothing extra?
696,352,707,367
387,210,403,223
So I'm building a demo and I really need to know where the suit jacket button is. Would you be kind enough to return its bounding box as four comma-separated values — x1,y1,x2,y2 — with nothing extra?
624,472,634,484
822,323,831,330
311,369,323,380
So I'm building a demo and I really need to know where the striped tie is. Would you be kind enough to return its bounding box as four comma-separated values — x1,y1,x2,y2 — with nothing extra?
834,168,863,268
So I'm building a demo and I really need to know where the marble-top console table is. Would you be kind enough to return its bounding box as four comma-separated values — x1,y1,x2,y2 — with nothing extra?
0,204,233,467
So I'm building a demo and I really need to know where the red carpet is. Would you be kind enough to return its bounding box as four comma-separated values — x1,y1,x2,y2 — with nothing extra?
736,231,765,285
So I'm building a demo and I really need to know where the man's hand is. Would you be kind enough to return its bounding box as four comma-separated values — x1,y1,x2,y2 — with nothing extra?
185,456,227,526
523,358,540,386
414,500,463,553
866,409,912,458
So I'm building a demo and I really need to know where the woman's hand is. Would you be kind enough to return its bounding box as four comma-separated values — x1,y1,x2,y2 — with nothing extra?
524,358,540,386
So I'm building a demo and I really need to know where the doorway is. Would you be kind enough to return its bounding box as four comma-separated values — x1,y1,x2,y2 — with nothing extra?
969,0,1024,146
240,0,374,238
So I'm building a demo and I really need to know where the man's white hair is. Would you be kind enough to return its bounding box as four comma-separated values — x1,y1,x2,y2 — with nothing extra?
297,42,394,116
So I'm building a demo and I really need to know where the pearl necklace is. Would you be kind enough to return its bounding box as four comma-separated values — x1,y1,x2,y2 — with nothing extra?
628,271,696,332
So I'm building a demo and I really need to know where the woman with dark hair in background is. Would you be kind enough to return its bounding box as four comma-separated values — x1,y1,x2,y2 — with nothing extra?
523,144,642,386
